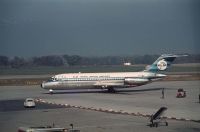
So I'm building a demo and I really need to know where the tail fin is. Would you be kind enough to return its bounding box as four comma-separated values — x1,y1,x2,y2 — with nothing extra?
145,54,188,72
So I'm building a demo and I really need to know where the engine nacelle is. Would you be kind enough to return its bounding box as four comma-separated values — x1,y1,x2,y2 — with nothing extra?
124,78,149,85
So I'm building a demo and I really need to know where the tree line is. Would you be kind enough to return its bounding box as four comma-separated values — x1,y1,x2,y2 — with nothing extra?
0,54,199,68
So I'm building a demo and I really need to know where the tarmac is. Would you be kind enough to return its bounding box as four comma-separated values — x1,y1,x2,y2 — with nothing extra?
0,80,200,132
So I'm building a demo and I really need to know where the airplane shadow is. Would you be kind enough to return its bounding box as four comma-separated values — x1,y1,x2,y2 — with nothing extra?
113,87,164,95
117,87,164,93
42,87,164,95
43,90,106,95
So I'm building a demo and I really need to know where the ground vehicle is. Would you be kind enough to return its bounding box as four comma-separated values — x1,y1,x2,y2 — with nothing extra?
18,126,68,132
176,88,186,98
149,107,168,127
24,98,36,108
18,126,80,132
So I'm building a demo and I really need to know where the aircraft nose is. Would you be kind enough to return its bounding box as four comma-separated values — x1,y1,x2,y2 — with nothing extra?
41,82,45,88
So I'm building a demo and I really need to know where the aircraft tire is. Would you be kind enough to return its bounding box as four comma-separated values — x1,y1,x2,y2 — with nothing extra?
155,123,158,127
166,122,168,126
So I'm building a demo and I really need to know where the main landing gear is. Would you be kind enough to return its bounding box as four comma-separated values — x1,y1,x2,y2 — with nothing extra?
107,87,116,93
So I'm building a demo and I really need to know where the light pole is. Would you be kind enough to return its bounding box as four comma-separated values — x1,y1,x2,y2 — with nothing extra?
199,86,200,103
70,123,73,130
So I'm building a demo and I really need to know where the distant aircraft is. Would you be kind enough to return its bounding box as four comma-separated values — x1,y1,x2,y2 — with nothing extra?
41,54,187,93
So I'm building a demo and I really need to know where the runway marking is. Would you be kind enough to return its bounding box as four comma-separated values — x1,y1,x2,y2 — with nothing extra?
35,98,200,123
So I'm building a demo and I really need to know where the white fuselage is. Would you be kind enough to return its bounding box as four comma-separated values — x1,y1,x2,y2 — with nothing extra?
41,71,166,90
41,54,182,91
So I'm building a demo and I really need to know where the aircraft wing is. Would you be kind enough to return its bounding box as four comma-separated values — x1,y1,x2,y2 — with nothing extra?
94,81,123,87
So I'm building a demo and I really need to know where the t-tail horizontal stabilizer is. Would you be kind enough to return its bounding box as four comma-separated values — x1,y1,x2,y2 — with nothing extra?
145,54,188,72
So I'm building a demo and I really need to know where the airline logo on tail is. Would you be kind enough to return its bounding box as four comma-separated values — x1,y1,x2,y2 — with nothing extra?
157,59,167,71
145,54,188,72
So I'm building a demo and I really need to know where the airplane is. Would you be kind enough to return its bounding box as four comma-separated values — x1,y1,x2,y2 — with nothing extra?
41,54,187,93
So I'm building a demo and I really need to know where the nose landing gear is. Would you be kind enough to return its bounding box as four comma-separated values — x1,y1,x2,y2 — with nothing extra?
49,89,54,94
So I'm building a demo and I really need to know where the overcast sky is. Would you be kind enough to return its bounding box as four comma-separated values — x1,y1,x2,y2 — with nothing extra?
0,0,199,57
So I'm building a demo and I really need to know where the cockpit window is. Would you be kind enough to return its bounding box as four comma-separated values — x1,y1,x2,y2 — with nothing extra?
48,77,58,82
52,77,56,81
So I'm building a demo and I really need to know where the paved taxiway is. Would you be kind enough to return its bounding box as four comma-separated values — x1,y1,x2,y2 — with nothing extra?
0,80,200,132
